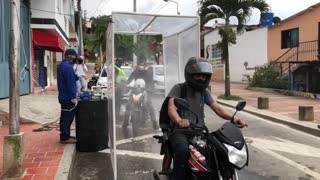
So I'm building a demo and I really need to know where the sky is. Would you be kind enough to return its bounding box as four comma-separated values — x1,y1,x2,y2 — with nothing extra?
82,0,320,25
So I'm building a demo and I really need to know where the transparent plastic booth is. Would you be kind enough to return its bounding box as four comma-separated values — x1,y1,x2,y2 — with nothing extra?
106,12,200,179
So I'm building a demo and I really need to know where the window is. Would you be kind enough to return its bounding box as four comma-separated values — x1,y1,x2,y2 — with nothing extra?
281,28,299,49
211,44,222,60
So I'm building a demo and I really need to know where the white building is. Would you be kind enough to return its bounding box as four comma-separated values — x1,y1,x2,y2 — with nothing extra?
30,0,78,89
204,25,268,82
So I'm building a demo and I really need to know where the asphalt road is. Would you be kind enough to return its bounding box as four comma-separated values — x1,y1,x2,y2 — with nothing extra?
71,96,320,180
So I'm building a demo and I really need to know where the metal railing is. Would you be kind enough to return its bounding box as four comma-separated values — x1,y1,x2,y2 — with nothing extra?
271,40,319,77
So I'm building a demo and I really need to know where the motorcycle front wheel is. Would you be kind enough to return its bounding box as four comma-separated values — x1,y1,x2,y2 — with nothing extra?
131,111,141,137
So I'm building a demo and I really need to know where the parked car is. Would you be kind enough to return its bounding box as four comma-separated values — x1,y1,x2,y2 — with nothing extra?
148,65,164,93
121,66,133,80
97,66,108,87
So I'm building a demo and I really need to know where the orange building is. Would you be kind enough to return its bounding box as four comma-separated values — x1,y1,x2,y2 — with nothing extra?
268,3,320,94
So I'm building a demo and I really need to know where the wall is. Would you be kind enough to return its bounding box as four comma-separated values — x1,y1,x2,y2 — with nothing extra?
204,28,225,81
268,5,320,62
229,27,268,82
205,27,268,82
30,0,55,19
31,0,70,43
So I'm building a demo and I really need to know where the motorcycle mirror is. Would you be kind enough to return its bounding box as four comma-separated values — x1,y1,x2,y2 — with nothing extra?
236,101,246,111
174,98,190,110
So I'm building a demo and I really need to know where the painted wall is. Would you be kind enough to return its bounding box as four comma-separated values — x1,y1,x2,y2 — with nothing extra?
268,5,320,62
205,27,268,82
31,0,70,43
229,27,268,82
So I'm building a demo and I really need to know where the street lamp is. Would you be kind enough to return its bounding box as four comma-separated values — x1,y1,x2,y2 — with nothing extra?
163,0,180,15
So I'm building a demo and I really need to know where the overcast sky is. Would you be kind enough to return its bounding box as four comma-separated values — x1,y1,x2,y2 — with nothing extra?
82,0,320,25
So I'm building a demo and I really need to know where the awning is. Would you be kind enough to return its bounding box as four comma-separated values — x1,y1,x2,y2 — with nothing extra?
32,29,65,52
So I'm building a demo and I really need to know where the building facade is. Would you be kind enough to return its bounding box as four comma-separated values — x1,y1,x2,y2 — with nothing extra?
204,25,268,82
268,3,320,93
0,0,31,99
30,0,77,90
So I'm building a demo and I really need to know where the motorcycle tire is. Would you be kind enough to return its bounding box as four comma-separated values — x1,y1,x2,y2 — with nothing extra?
87,80,95,90
131,112,139,137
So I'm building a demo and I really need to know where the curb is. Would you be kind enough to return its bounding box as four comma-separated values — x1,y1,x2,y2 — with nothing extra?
55,144,76,180
217,99,320,137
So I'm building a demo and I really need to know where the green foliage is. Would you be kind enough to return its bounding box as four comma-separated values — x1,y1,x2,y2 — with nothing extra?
115,34,134,62
198,0,270,96
249,64,288,90
114,34,163,64
218,95,243,101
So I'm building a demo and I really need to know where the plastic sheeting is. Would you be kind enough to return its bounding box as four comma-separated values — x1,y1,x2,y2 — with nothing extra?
106,12,200,180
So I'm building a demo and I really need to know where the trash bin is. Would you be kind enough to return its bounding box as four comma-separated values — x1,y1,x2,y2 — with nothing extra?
75,99,108,152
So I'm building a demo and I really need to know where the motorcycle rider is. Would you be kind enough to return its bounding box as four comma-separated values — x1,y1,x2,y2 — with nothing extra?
167,57,248,180
123,63,160,130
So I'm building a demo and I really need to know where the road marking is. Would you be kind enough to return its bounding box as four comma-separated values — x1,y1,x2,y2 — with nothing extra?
249,136,320,179
101,149,163,160
221,106,320,141
115,132,162,145
250,136,320,158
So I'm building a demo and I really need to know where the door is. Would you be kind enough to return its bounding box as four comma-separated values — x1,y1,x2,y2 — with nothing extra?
19,2,31,95
0,0,10,99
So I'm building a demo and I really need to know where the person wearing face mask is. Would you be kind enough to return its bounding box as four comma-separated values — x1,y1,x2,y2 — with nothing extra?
57,49,78,144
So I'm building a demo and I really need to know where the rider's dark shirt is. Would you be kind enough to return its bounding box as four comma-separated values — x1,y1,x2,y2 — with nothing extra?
167,84,214,126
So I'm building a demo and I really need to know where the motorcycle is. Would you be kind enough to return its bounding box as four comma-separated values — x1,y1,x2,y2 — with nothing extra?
123,78,148,137
87,73,99,90
153,98,248,180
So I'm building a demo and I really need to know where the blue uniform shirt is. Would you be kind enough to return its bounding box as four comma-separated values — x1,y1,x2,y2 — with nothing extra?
57,60,78,101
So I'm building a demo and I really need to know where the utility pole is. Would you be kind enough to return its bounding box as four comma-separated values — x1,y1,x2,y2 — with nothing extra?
78,0,84,56
133,0,136,12
133,0,137,66
3,0,25,178
9,0,20,135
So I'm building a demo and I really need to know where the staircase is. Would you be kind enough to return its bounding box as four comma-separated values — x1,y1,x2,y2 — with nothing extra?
271,40,319,77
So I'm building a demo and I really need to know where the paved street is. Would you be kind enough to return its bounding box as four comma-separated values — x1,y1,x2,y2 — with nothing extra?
71,96,320,180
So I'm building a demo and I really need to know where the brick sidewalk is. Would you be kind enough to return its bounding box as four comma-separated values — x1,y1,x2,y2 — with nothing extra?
0,124,64,180
212,82,320,123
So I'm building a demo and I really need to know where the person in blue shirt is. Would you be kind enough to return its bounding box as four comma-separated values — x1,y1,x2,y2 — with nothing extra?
57,49,78,144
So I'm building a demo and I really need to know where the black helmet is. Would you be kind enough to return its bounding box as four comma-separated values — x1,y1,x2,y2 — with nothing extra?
184,57,212,91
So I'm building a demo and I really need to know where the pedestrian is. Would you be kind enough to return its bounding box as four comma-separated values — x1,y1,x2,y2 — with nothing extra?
74,56,88,94
57,49,78,144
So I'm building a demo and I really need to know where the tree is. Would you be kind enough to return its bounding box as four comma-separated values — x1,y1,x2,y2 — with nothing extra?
198,0,269,97
89,15,112,64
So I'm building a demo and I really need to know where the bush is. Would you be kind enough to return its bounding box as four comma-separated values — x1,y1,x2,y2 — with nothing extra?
248,64,288,90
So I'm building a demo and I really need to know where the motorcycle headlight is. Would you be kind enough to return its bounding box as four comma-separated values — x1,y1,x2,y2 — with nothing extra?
223,143,248,169
132,94,142,104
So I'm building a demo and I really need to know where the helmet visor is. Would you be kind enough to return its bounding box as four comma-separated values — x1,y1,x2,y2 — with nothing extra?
186,61,212,74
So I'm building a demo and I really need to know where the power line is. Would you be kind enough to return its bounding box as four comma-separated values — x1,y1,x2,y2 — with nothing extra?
30,8,74,16
87,0,105,16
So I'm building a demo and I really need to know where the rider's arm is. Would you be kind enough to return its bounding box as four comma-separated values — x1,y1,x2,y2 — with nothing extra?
168,98,190,127
168,98,182,124
209,102,233,121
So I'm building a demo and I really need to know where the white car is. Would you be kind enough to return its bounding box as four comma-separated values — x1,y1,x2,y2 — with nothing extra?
121,66,133,80
148,65,165,93
97,65,133,87
97,66,108,87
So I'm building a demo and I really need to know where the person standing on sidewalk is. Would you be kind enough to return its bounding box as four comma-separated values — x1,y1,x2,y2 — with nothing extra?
74,56,88,94
57,49,78,144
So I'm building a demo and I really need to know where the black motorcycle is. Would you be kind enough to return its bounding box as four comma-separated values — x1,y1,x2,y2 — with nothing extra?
87,74,99,90
153,98,248,180
123,79,148,137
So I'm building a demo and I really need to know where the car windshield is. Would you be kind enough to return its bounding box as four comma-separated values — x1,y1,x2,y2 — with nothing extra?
122,68,133,77
101,69,107,77
155,67,164,75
